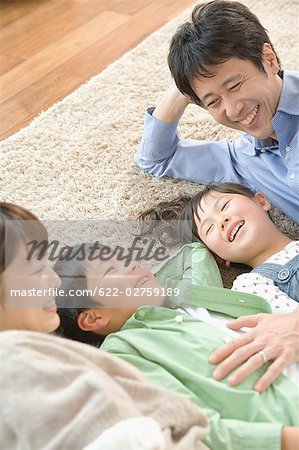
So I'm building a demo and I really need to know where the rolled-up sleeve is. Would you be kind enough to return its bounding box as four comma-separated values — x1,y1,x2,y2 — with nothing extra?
135,108,244,184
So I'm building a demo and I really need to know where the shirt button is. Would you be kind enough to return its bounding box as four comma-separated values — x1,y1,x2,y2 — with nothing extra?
260,149,266,153
175,315,183,323
289,173,295,180
285,145,291,152
278,268,290,281
138,310,146,318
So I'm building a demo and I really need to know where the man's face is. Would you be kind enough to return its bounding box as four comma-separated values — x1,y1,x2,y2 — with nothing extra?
192,44,282,140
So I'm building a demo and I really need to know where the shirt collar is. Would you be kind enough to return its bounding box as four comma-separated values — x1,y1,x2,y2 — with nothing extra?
273,70,299,117
242,71,298,155
241,135,280,156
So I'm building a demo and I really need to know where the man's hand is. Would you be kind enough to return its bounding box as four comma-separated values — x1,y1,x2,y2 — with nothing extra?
153,83,191,123
209,310,299,392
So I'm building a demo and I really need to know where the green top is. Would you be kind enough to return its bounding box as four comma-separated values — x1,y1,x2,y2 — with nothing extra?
155,242,271,316
153,241,224,289
102,244,298,450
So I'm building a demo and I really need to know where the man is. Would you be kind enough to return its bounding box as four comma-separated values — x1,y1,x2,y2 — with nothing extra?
135,0,299,391
135,0,298,225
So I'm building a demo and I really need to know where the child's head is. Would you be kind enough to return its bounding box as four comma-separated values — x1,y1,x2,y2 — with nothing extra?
54,243,166,346
0,203,61,332
139,183,281,268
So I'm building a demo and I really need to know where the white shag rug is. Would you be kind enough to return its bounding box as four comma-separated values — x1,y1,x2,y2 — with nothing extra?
1,0,298,284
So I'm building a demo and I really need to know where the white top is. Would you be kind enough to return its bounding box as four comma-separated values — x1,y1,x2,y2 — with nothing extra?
84,417,165,450
231,241,299,313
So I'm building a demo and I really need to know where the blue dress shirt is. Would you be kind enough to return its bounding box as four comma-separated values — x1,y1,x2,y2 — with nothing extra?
136,70,299,224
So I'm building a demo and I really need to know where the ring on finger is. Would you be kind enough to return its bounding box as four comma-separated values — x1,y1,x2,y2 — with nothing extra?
258,350,267,364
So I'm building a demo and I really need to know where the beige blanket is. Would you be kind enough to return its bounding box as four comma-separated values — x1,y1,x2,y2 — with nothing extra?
0,330,209,450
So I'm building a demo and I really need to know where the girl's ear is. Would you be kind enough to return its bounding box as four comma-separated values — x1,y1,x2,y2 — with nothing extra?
214,254,231,269
77,309,110,332
254,193,271,212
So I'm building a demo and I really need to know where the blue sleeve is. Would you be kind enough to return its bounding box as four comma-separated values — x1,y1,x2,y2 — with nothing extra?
135,108,251,185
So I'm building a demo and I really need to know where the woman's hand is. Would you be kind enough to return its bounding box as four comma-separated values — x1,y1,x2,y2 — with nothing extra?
209,309,299,392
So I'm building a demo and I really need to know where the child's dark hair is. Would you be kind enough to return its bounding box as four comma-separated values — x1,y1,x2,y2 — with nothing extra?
138,182,256,247
54,243,108,347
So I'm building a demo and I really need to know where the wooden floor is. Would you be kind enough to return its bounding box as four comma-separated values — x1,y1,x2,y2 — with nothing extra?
0,0,196,140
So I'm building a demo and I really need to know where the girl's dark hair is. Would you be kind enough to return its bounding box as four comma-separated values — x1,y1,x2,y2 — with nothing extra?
0,202,48,275
168,0,281,106
138,182,255,246
54,243,107,347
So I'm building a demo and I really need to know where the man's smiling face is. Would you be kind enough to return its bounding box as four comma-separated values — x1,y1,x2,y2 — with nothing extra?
192,44,282,140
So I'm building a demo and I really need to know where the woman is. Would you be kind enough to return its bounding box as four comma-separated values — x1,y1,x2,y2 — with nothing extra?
0,202,61,332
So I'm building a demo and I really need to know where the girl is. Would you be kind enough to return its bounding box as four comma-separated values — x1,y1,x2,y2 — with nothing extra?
0,202,61,332
138,182,299,309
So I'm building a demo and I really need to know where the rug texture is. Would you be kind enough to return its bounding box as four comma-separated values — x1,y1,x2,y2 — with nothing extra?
1,0,298,285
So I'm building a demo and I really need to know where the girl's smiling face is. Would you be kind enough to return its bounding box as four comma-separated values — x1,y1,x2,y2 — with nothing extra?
0,242,61,333
193,191,275,266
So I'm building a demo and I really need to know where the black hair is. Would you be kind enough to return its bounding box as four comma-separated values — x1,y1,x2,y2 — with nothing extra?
168,0,281,106
0,202,48,276
54,243,106,347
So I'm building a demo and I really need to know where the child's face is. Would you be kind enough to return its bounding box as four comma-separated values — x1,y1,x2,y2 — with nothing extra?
193,191,273,264
82,256,166,333
85,256,166,308
0,243,61,333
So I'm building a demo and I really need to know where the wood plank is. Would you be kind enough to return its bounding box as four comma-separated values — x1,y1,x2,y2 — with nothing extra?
0,0,52,28
0,0,197,139
104,0,157,15
0,52,24,76
0,0,74,54
0,10,130,104
0,1,111,59
0,67,83,139
60,0,196,78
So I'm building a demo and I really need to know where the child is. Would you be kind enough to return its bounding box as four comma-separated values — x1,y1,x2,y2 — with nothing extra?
54,243,299,450
0,202,61,333
54,240,222,346
139,182,299,308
